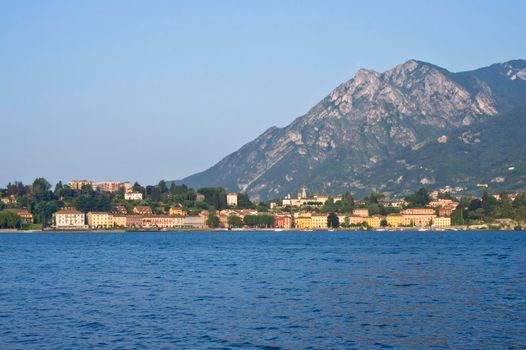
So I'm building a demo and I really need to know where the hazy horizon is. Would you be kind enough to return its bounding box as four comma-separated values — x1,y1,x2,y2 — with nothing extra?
2,0,526,187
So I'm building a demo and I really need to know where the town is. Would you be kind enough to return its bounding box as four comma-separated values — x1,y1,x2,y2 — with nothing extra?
1,178,525,232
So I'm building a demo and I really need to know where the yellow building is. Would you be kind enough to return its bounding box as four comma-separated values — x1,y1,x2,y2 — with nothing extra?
363,215,382,229
87,212,113,228
311,214,328,229
348,215,365,226
295,215,312,229
112,215,127,228
402,214,436,227
169,207,187,216
386,214,404,227
432,217,451,227
282,215,293,229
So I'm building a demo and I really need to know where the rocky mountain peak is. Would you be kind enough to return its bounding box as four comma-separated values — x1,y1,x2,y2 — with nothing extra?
180,59,526,200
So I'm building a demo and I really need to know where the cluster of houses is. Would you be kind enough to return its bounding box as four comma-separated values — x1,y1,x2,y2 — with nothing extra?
282,207,451,229
9,180,521,230
69,179,146,201
208,201,454,229
52,206,206,230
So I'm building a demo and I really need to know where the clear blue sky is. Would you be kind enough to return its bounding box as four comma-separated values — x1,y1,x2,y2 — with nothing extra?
1,0,525,187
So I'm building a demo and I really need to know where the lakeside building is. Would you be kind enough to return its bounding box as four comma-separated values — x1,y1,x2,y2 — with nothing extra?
312,213,328,229
52,208,87,229
112,214,127,228
124,192,143,201
68,180,92,191
181,216,206,229
141,215,184,229
226,193,238,207
133,206,153,215
386,214,404,227
125,215,143,228
400,208,437,227
295,213,312,229
432,217,452,227
275,215,293,229
348,215,366,226
364,215,382,228
87,212,113,229
5,208,33,224
107,214,204,229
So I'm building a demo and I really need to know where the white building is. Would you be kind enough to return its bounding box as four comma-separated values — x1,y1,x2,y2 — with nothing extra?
125,192,143,201
53,208,87,229
227,193,238,207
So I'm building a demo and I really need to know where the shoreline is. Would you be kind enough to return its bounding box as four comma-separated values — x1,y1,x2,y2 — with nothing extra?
1,226,522,234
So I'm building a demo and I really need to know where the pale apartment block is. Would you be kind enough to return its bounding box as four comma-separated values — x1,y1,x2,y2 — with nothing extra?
53,209,86,229
87,212,113,228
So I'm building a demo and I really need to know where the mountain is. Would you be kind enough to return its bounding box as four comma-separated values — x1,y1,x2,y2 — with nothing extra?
180,59,526,200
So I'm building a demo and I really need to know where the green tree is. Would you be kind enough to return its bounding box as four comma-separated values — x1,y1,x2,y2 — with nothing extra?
198,187,227,210
243,214,275,228
32,178,52,201
132,182,144,193
237,193,254,209
368,192,385,204
33,201,59,224
158,180,168,194
327,212,339,228
206,213,220,228
405,188,431,207
342,191,354,206
0,211,22,228
321,197,336,213
227,214,244,228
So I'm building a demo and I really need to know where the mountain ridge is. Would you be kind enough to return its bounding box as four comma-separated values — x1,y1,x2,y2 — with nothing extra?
179,59,526,200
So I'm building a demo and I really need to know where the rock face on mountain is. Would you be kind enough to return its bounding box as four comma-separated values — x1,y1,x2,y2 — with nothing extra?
180,59,526,200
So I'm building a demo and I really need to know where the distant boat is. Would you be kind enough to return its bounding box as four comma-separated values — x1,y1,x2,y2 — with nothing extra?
418,228,428,232
274,229,284,232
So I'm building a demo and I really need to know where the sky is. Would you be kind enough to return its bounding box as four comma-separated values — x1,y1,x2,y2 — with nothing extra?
1,0,525,187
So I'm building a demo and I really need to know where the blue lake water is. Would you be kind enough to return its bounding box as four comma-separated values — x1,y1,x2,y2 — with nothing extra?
0,231,525,349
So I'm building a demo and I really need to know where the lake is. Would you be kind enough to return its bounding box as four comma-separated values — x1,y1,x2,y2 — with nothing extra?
0,231,525,349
